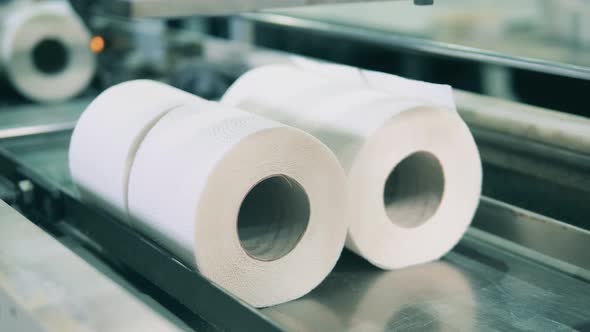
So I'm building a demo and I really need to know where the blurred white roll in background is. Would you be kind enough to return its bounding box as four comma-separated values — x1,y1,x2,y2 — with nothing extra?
0,1,95,102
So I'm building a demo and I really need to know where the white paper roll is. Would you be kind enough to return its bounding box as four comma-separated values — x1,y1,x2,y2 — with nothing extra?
0,1,95,102
222,64,482,269
69,80,201,222
127,103,349,307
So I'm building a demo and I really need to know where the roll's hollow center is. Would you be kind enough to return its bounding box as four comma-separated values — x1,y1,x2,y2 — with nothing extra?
32,38,69,75
237,175,310,261
383,151,444,228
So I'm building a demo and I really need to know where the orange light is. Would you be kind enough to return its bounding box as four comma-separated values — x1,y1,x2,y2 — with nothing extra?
90,35,105,53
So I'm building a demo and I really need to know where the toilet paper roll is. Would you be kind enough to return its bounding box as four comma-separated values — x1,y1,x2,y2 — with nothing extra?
222,64,482,269
127,103,349,307
0,1,95,102
69,80,201,222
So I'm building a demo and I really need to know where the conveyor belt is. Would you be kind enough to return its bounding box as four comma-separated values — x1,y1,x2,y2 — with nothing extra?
0,125,589,330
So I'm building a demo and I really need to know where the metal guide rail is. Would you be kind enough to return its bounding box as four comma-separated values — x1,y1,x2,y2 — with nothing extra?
0,106,589,330
239,6,590,81
70,0,419,18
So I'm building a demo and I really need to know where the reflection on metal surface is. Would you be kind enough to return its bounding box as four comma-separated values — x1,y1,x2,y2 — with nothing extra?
336,262,474,332
264,237,590,331
259,299,344,331
264,255,476,331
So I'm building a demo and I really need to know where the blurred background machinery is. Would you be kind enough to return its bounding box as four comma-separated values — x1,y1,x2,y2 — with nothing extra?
0,0,589,330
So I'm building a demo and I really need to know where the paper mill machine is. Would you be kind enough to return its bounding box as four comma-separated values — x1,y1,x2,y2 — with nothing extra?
0,0,589,330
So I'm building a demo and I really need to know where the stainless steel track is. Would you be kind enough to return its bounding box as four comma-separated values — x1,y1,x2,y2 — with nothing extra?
1,129,589,331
